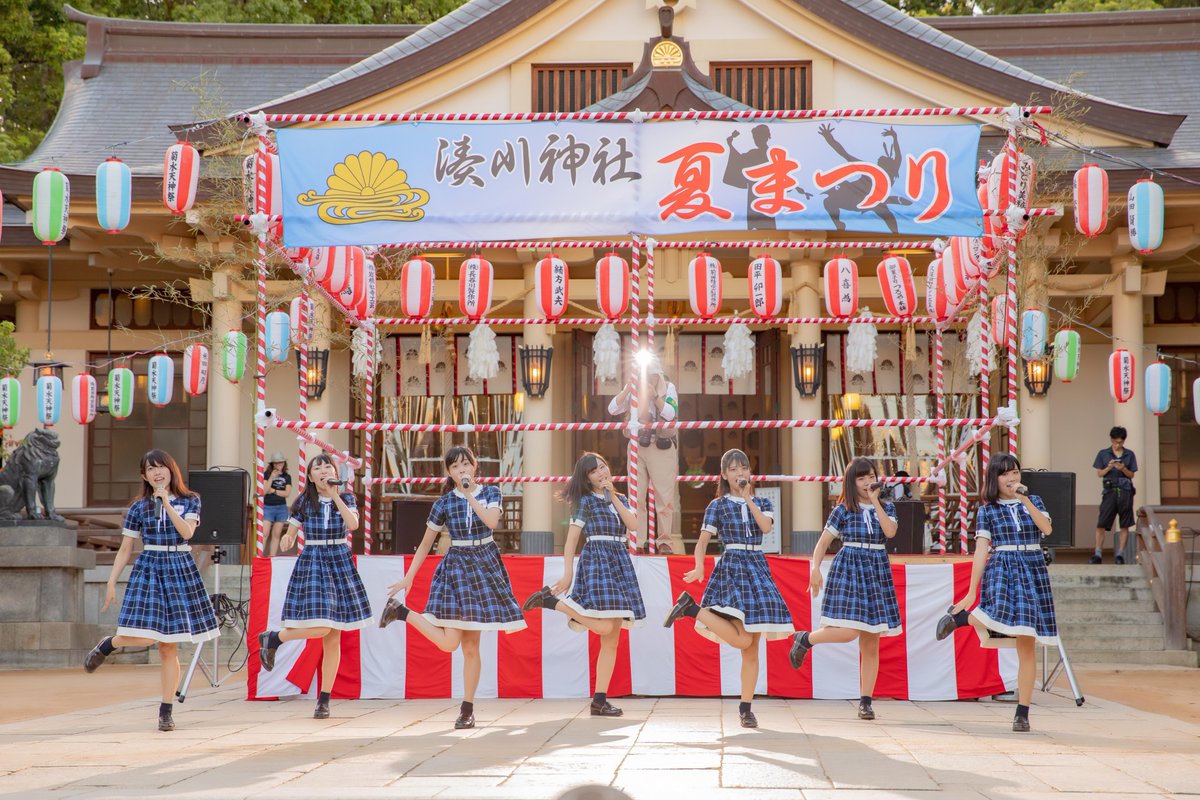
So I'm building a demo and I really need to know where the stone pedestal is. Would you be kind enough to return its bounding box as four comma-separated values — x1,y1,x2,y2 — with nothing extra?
0,522,98,667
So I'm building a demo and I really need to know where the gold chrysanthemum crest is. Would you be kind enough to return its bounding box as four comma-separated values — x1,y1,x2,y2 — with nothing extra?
298,151,429,224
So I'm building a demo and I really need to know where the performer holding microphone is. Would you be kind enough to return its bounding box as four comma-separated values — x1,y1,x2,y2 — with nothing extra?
523,453,647,717
935,454,1056,733
662,449,794,728
379,446,526,730
257,454,372,720
83,450,218,732
789,457,901,722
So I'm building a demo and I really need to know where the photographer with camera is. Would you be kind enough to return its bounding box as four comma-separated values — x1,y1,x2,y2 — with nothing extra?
607,359,682,554
1091,426,1138,565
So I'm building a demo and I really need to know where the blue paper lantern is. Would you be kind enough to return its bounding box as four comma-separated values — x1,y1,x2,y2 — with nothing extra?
1020,308,1047,360
96,158,132,234
147,353,174,407
265,310,291,364
1128,178,1164,255
36,375,62,426
1145,361,1171,416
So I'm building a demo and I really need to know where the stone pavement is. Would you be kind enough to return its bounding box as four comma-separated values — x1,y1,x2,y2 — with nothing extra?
1,682,1198,800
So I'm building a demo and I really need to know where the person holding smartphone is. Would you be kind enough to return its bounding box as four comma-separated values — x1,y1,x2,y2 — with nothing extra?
1091,426,1137,565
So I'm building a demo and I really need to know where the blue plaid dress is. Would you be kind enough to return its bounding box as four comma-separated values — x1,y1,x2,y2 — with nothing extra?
696,495,793,642
819,503,902,635
280,494,372,630
561,493,646,630
116,495,219,643
972,496,1058,647
421,486,526,632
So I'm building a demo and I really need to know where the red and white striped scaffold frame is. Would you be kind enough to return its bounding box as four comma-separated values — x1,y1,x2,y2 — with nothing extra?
251,134,276,556
627,238,642,555
1003,131,1022,457
295,290,309,550
934,329,948,553
366,474,932,486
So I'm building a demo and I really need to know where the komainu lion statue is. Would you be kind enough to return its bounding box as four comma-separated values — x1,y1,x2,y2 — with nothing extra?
0,428,63,521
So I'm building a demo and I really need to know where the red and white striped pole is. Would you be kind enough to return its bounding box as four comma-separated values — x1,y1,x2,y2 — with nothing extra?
296,291,309,552
362,325,376,554
251,136,273,557
934,330,947,553
1004,132,1021,456
627,239,641,555
647,485,657,555
644,236,658,556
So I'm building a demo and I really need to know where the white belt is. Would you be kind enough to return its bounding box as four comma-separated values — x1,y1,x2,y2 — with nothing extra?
143,544,191,552
587,535,627,543
451,535,494,547
842,541,887,550
994,544,1041,551
304,539,348,546
723,543,763,552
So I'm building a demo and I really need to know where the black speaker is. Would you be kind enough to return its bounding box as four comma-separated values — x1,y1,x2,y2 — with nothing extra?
887,500,927,554
390,496,438,554
188,470,249,546
1020,470,1075,548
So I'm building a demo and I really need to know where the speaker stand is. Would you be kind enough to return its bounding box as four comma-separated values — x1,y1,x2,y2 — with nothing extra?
1042,638,1085,707
177,547,243,703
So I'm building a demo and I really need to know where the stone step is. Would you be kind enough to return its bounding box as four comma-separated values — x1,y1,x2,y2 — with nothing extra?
1055,623,1165,639
1049,649,1199,667
1050,586,1156,603
1053,609,1163,625
1057,633,1167,651
1049,567,1147,588
1053,598,1158,615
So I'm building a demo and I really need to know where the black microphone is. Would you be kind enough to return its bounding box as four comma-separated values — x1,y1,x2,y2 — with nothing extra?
461,477,471,490
153,496,163,518
326,479,345,487
604,488,612,503
869,482,884,491
1016,485,1028,496
738,479,749,489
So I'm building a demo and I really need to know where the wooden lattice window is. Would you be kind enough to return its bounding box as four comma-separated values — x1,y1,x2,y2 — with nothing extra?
711,61,811,111
532,63,632,113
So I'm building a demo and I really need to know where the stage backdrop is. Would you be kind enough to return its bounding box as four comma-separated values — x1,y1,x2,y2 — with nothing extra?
277,120,983,246
247,556,1016,701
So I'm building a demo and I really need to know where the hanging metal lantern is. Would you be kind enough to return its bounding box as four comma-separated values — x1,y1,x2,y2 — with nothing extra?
1128,178,1164,254
876,255,915,317
534,254,570,320
222,331,248,383
748,255,782,319
36,375,62,426
108,367,135,419
1053,328,1081,383
823,256,858,318
688,252,723,319
1145,361,1171,416
265,311,291,363
0,375,20,428
163,141,200,215
147,353,174,407
400,258,435,319
96,158,131,234
1020,308,1047,360
595,252,630,320
183,344,209,397
71,373,98,425
32,168,70,245
459,256,494,320
1109,348,1135,404
1073,164,1109,239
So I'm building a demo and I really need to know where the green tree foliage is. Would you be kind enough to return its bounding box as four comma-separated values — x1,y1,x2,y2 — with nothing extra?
0,0,468,162
890,0,1197,13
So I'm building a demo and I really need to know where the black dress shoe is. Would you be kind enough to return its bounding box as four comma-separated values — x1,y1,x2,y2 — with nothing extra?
739,710,758,728
662,592,698,627
858,702,876,720
590,701,623,717
788,632,811,669
258,631,278,672
1012,715,1030,732
522,586,555,611
313,699,330,719
454,711,476,729
158,711,175,732
379,598,407,628
84,640,110,673
1088,553,1102,564
936,607,960,642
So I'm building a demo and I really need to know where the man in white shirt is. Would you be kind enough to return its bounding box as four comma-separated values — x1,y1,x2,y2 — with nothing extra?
608,360,683,554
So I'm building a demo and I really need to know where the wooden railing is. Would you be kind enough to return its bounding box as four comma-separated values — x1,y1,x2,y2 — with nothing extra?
1135,505,1194,651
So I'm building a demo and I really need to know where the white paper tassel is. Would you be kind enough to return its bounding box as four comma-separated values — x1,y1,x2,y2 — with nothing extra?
351,325,382,379
967,308,996,377
467,324,500,381
845,318,878,375
593,322,621,382
418,326,432,365
722,322,755,381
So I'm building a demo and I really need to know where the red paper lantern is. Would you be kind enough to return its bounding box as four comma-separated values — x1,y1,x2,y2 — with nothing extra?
311,246,362,296
535,254,570,320
163,141,200,215
183,344,209,397
595,253,630,320
353,257,377,320
823,257,858,319
925,258,963,322
991,295,1010,347
979,178,1001,260
747,255,782,319
1073,164,1109,239
876,255,915,317
688,252,722,319
459,256,494,320
1109,348,1135,403
400,258,435,319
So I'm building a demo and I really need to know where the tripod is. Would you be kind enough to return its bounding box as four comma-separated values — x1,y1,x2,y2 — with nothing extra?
1042,638,1086,706
177,546,244,702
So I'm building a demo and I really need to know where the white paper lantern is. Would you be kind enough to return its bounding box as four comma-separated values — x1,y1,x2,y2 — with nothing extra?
688,252,722,319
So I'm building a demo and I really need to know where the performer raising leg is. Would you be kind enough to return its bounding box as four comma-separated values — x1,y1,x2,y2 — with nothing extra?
84,450,219,732
379,446,526,729
257,454,372,720
935,454,1057,732
662,449,794,728
788,457,902,721
523,453,647,717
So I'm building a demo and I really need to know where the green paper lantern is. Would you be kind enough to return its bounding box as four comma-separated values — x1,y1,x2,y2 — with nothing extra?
223,330,248,383
108,367,134,419
32,168,70,245
1053,329,1081,383
0,375,20,428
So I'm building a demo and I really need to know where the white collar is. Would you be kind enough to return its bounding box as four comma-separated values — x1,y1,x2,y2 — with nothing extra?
998,498,1023,506
592,491,607,498
858,502,874,510
453,484,484,500
725,494,747,504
